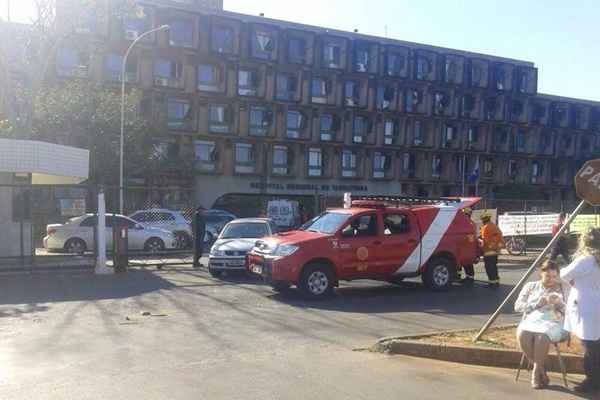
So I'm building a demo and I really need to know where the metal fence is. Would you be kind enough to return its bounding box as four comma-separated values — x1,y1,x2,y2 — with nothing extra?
0,184,97,271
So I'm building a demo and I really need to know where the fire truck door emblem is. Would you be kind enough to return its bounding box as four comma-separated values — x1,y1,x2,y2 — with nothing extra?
356,246,369,261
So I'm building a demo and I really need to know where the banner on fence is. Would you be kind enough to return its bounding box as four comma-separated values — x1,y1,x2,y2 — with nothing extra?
568,214,600,233
60,198,86,217
498,213,559,237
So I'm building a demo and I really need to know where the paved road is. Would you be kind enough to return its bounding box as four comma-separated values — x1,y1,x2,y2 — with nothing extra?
0,255,589,399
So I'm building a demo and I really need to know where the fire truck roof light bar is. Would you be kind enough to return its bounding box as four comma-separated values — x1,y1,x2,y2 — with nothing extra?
350,195,462,206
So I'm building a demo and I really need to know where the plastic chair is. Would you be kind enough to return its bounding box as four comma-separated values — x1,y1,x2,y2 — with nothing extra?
515,336,570,388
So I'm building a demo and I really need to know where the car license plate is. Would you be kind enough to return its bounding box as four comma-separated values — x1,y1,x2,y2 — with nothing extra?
226,260,243,267
250,264,263,274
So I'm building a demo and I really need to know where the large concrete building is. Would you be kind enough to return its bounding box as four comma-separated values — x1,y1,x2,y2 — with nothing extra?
15,0,600,208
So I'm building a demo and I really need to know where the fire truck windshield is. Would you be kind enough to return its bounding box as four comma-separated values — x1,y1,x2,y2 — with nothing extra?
301,212,350,234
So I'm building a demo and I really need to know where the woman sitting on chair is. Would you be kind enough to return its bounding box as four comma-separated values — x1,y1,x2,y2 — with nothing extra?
515,260,568,389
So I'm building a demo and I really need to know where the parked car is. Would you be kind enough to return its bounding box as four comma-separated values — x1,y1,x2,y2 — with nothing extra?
209,218,278,277
43,214,177,254
248,196,481,298
204,210,237,239
129,209,193,248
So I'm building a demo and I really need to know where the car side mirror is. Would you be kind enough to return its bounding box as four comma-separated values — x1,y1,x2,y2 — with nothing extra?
341,228,354,238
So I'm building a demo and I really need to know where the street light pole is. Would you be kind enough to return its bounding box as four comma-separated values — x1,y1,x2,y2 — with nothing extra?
120,24,169,214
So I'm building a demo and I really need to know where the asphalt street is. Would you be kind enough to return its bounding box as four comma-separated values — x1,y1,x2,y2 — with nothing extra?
0,254,592,399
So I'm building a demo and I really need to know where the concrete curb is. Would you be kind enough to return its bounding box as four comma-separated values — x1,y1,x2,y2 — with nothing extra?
373,328,584,374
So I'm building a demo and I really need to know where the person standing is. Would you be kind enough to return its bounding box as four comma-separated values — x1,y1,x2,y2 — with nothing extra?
479,213,504,288
561,227,600,394
550,212,571,263
193,207,206,269
461,207,476,285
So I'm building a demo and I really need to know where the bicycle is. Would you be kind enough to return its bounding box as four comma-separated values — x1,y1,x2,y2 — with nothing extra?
505,226,527,256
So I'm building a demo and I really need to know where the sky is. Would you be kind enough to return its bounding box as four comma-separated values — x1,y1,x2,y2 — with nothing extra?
2,0,598,101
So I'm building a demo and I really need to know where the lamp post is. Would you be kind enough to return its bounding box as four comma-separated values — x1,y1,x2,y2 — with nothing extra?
120,24,169,214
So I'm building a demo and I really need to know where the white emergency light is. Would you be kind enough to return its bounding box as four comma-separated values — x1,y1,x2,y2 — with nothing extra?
343,193,352,209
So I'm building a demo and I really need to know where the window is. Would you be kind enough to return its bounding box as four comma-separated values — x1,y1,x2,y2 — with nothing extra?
406,89,422,113
383,214,409,235
288,36,307,64
212,25,235,54
444,58,457,83
152,142,179,162
275,72,299,101
104,54,137,82
469,62,483,86
56,48,90,78
532,161,544,181
467,126,479,147
540,130,552,150
154,59,183,87
323,40,342,68
354,42,370,72
167,99,193,130
208,104,232,133
515,130,526,152
320,114,340,142
341,150,358,178
434,92,450,115
552,104,569,127
235,143,255,174
494,65,506,90
413,120,424,145
511,100,525,120
238,69,259,96
508,159,518,178
308,148,323,177
249,106,273,136
493,127,509,149
197,64,224,92
416,56,431,80
169,18,194,48
286,111,305,139
402,153,416,177
483,159,494,177
251,28,276,60
384,119,399,145
273,145,289,175
485,97,498,120
344,81,360,107
386,51,406,77
442,125,455,147
353,116,368,144
517,68,529,93
462,94,475,115
373,152,391,179
311,77,330,104
432,154,442,178
531,102,546,124
455,155,465,178
341,214,377,238
123,5,151,41
376,85,395,111
194,140,217,172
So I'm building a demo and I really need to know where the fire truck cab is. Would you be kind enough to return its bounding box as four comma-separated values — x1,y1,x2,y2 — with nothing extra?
247,195,480,299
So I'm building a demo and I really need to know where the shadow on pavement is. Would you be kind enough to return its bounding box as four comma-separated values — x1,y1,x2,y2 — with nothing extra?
0,269,176,308
267,281,517,316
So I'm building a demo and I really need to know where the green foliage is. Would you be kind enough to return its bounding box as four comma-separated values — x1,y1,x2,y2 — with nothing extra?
31,80,159,184
0,119,15,138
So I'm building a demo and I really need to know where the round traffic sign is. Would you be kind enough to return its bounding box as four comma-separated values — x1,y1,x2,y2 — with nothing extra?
575,159,600,206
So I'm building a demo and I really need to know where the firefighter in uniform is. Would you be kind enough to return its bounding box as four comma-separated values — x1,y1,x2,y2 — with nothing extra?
461,208,476,285
479,213,504,288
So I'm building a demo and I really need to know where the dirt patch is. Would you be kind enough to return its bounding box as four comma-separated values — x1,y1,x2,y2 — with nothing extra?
409,325,583,355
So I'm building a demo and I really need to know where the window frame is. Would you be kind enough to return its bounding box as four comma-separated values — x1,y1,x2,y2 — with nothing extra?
308,147,323,177
166,98,194,131
194,140,217,172
208,104,232,134
234,143,255,174
248,106,273,137
341,150,359,178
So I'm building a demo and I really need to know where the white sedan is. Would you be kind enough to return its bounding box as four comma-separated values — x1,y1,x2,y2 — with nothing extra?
43,214,177,253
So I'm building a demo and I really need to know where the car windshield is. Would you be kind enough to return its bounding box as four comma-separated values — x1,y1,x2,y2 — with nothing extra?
220,222,268,239
301,212,350,234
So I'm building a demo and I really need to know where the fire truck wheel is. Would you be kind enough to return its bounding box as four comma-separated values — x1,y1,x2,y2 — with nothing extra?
422,257,454,291
299,263,334,299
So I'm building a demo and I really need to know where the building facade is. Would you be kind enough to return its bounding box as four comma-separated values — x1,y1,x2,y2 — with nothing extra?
36,1,600,207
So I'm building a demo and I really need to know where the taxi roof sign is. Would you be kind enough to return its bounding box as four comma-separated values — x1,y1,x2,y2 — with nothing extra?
575,159,600,206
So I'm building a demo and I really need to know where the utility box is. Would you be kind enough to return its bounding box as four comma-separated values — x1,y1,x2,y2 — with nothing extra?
113,224,128,273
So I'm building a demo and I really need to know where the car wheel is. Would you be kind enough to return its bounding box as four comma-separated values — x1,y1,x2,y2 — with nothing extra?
144,238,165,253
299,263,334,300
209,268,223,278
64,238,86,254
422,257,454,291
